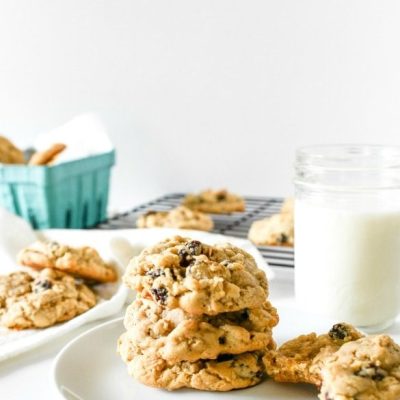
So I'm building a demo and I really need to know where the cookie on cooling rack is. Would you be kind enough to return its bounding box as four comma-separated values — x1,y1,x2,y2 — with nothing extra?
280,198,294,215
137,206,213,231
248,213,294,247
182,189,245,214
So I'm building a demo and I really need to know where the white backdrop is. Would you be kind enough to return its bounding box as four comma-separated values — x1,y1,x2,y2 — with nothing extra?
1,0,400,210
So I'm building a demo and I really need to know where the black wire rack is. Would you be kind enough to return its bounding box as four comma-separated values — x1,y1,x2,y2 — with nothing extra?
96,193,294,268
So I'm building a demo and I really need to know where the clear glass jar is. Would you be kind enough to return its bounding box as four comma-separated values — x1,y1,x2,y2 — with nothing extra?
294,145,400,331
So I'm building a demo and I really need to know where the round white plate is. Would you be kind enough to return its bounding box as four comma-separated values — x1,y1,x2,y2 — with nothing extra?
53,304,329,400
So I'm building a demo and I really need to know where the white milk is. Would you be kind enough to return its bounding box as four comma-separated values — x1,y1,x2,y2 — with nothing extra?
295,200,400,328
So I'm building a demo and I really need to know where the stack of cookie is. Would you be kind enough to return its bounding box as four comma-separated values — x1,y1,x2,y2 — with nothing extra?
0,241,117,330
118,235,278,391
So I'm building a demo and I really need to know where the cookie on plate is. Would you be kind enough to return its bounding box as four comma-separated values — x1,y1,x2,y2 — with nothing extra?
182,189,245,214
0,271,33,308
0,268,96,329
137,206,214,231
123,236,268,315
317,335,400,400
29,143,66,165
117,341,265,392
122,296,278,363
263,323,363,385
0,136,25,164
248,213,294,247
18,241,117,283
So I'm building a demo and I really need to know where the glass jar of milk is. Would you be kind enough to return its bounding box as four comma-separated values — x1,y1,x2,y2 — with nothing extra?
295,145,400,332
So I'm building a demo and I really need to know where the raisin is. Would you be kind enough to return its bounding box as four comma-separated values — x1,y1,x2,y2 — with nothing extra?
238,309,250,321
34,279,53,292
217,354,234,362
256,371,264,379
278,233,288,244
329,323,350,340
146,269,165,279
178,241,202,267
216,193,226,201
186,240,202,256
169,268,180,280
218,336,226,345
150,287,168,304
178,248,191,268
355,365,387,381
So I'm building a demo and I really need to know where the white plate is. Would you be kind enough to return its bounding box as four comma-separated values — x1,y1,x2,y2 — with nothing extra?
53,305,328,400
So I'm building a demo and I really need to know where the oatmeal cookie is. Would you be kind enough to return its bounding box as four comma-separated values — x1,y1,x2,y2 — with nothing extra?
136,210,169,228
29,143,66,165
0,136,25,164
318,335,400,400
123,236,268,315
123,296,278,363
0,268,96,329
280,198,294,215
182,189,245,214
117,339,265,391
0,271,33,311
248,213,294,247
137,206,214,231
264,323,363,385
18,241,117,283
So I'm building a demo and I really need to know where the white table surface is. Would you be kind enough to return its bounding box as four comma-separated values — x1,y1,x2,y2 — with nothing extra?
2,267,400,400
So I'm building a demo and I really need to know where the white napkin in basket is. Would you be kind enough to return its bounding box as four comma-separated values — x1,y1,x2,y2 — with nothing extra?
33,113,114,163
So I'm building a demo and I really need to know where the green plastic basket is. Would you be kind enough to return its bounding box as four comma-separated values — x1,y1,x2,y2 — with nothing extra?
0,150,115,229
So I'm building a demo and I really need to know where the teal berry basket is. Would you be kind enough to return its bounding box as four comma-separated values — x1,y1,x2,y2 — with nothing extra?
0,150,115,229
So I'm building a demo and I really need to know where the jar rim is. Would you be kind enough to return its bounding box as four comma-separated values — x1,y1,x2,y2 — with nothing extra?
296,144,400,171
294,180,400,192
295,144,400,191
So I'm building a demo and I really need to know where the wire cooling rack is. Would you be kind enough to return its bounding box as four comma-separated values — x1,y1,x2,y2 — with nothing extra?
96,193,294,268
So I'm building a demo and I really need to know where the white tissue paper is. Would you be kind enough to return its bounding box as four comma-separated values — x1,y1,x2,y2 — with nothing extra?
33,113,114,164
